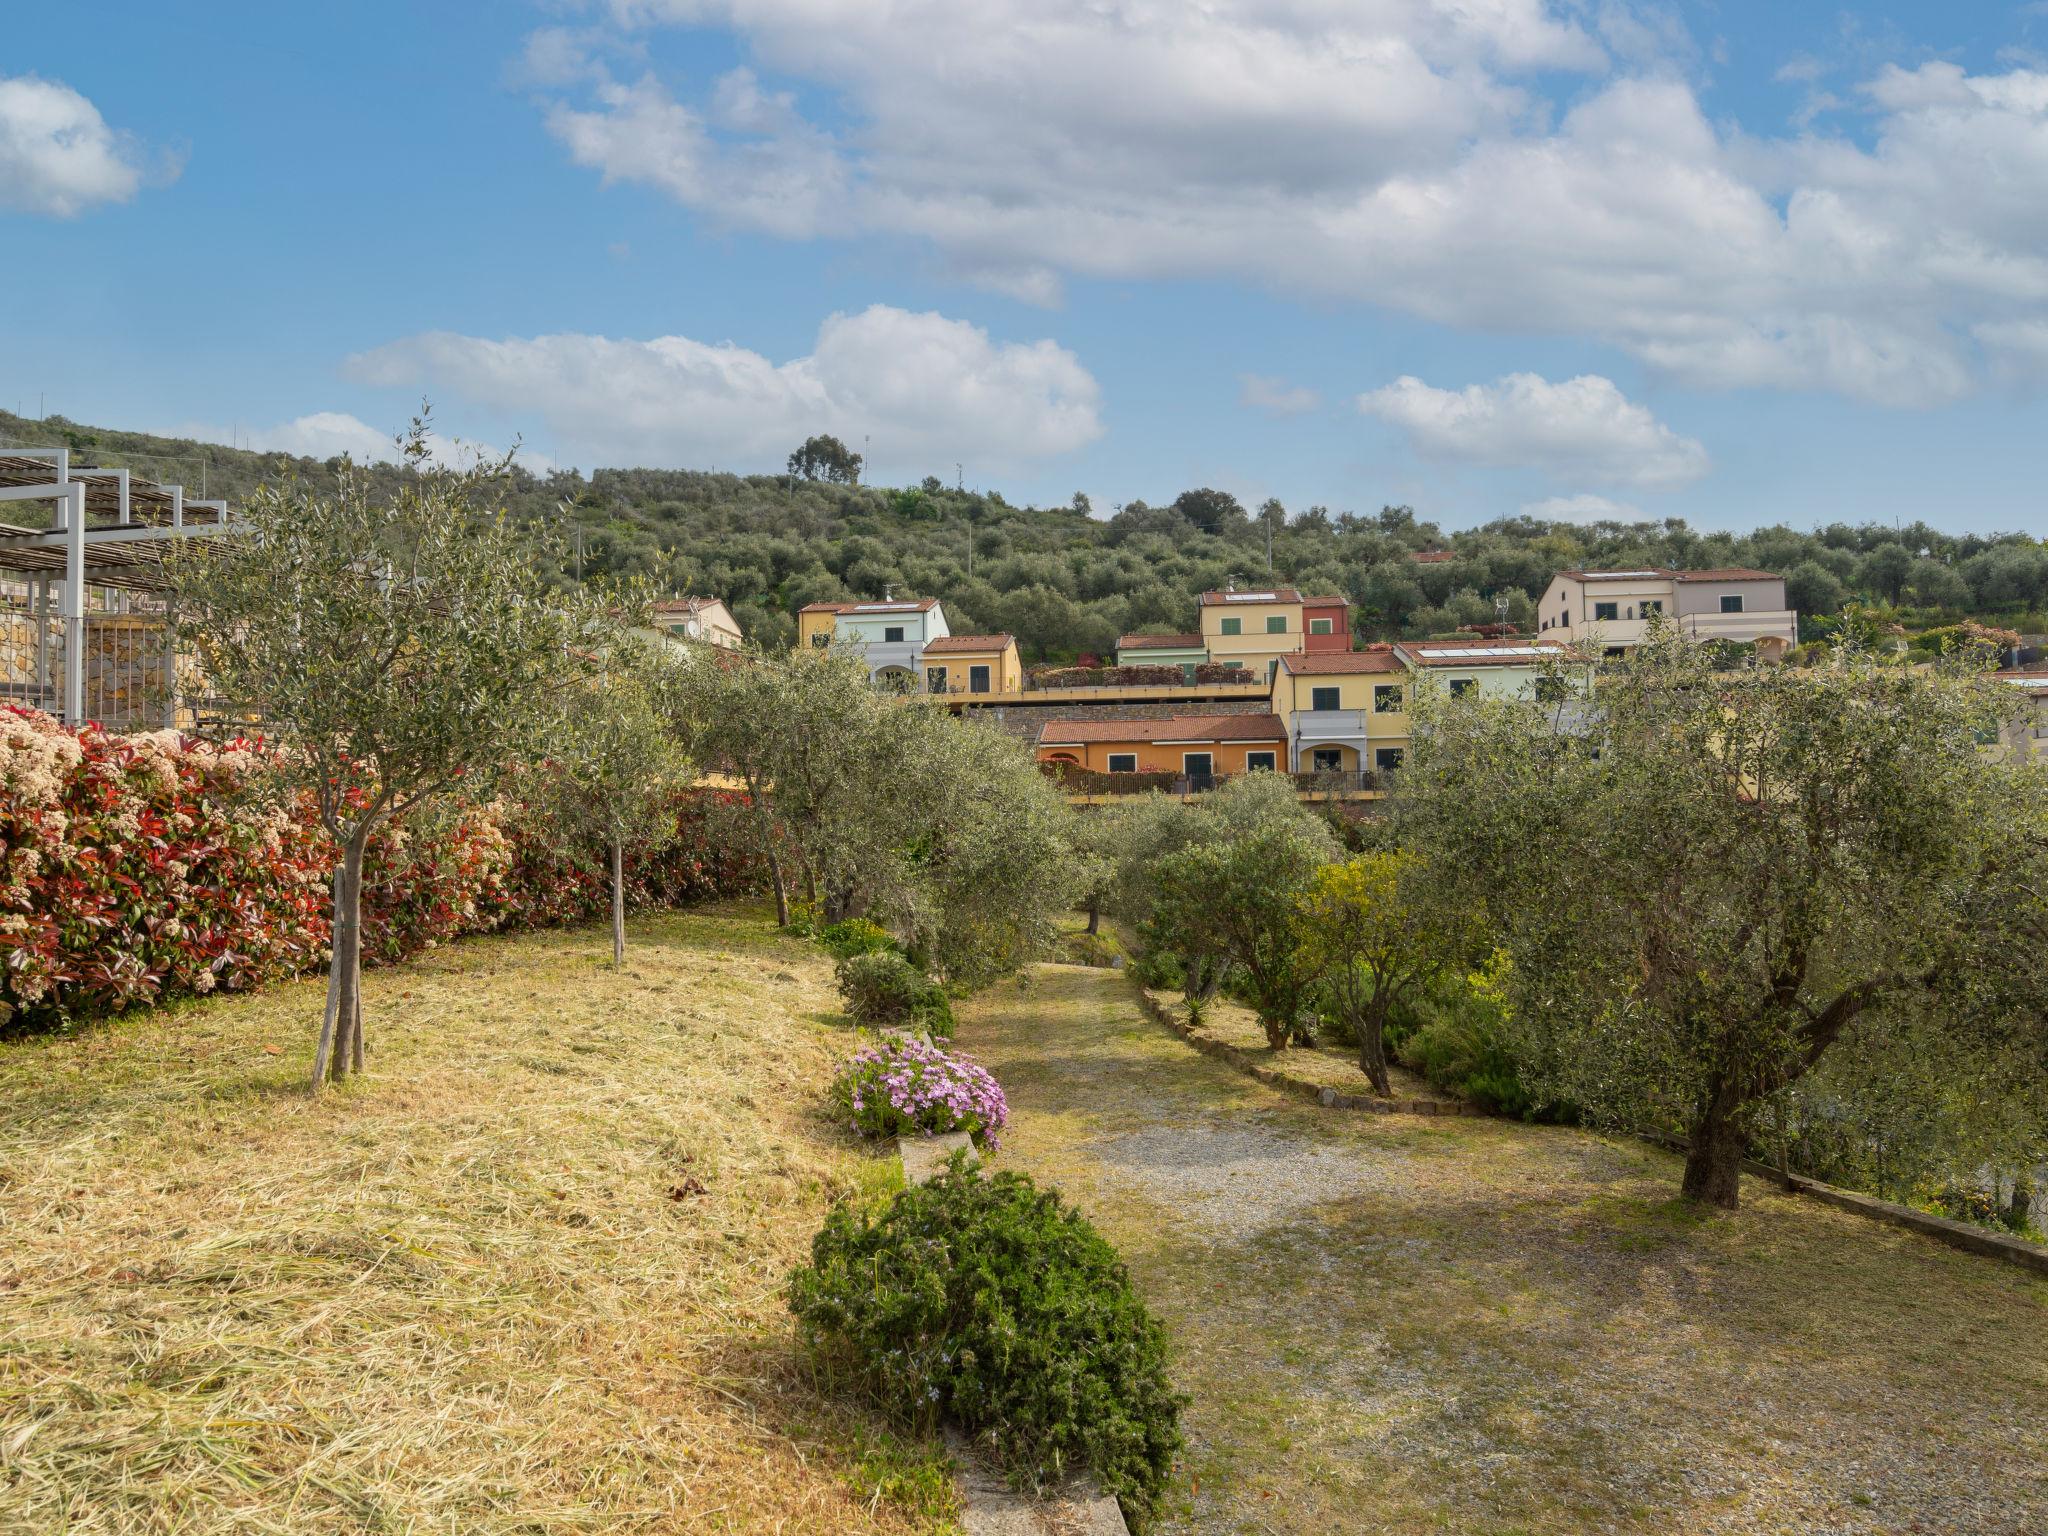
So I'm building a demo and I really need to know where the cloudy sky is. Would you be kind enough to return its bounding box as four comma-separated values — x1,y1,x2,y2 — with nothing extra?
7,1,2048,532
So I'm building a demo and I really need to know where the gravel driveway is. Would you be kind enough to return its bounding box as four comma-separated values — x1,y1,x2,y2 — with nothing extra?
952,964,2048,1536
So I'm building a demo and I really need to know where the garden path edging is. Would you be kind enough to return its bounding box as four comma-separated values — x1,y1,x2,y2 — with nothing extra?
1129,983,1490,1117
892,1134,1133,1536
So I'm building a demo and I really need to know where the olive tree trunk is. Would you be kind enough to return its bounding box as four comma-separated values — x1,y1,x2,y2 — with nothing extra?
1355,1001,1393,1098
610,835,626,970
1681,1077,1748,1209
310,830,370,1092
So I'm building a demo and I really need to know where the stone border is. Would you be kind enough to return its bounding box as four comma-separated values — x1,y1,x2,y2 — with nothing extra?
892,1135,1134,1536
1130,983,1489,1117
1134,981,2048,1276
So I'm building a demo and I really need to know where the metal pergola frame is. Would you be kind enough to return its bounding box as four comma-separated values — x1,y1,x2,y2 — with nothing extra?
0,448,232,726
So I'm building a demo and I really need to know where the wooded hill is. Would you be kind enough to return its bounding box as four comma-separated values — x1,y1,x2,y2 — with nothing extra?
7,408,2044,660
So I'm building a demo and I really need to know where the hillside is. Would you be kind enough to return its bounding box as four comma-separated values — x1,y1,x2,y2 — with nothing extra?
6,408,2044,659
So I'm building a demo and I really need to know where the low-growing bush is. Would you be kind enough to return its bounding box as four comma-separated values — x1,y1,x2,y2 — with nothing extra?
1059,929,1126,969
789,1160,1184,1525
834,1036,1008,1147
818,917,897,961
835,950,954,1037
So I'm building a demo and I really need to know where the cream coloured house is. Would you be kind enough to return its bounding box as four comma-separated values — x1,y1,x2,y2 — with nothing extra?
1536,568,1797,659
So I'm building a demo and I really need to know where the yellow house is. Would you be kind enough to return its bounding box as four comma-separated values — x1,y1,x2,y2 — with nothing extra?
1199,587,1299,678
1268,648,1412,775
922,634,1023,696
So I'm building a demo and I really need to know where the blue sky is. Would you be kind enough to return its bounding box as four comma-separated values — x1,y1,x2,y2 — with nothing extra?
5,1,2047,536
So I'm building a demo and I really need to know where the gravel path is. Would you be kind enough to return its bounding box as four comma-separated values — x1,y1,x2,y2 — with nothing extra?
953,964,2048,1536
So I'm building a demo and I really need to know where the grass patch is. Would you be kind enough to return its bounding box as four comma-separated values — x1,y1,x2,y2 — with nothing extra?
0,904,948,1534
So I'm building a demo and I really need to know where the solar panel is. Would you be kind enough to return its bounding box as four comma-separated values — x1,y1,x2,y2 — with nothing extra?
1223,591,1279,602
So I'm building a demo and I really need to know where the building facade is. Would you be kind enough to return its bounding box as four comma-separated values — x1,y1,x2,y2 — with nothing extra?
1113,632,1209,676
1268,649,1411,774
1198,586,1353,678
650,596,743,649
922,634,1023,696
1536,568,1797,659
1035,713,1288,780
797,597,950,683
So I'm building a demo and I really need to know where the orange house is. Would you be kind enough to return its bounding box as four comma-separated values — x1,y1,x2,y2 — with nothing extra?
1035,713,1288,778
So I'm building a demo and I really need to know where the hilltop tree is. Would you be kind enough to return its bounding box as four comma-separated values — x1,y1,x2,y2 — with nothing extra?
1399,636,2047,1207
788,434,863,484
167,418,581,1091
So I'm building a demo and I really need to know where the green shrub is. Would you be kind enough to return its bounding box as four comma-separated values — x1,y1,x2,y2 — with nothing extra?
789,1160,1185,1525
819,917,897,961
835,951,955,1038
1060,929,1126,969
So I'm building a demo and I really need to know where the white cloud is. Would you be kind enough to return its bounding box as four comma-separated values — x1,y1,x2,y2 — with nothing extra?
178,413,500,469
342,304,1103,471
528,9,2048,405
0,73,170,217
1239,373,1321,417
1359,372,1710,487
1519,492,1646,522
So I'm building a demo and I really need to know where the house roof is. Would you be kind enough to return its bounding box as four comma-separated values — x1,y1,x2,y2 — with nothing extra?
652,595,732,618
798,597,942,614
1300,594,1352,608
923,633,1016,654
1037,712,1286,746
1999,668,2048,691
1279,649,1406,675
1397,640,1576,667
1199,587,1301,606
1556,566,1781,584
1409,550,1457,564
1116,632,1205,650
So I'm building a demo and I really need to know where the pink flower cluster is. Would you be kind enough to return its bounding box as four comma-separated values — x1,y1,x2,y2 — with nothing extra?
839,1035,1009,1150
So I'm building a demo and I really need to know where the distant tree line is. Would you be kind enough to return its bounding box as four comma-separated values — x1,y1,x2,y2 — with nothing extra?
10,410,2044,661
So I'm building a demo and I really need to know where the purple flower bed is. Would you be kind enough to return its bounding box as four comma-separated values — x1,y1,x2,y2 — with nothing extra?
835,1036,1009,1150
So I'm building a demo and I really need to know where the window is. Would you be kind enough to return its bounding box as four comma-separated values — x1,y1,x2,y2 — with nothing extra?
1182,752,1214,778
1220,617,1242,636
884,625,905,642
810,632,831,648
1720,594,1745,614
1266,615,1286,634
1310,617,1334,635
1375,747,1405,772
969,664,990,693
1604,646,1626,659
1641,599,1663,616
1311,747,1344,772
1593,601,1619,622
1449,678,1476,698
1244,751,1276,772
1374,684,1404,713
1310,686,1341,711
1106,752,1138,773
925,666,949,693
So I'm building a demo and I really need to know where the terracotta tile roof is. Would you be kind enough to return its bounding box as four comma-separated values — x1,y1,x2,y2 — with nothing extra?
923,633,1015,653
1036,713,1286,746
652,595,730,616
1409,550,1457,563
1116,632,1205,650
800,597,942,614
1672,568,1782,583
1556,567,1782,584
1300,594,1352,607
1279,649,1405,675
1198,587,1302,605
798,601,855,614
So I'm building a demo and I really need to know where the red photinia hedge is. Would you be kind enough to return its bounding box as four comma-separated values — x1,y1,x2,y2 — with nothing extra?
0,707,759,1030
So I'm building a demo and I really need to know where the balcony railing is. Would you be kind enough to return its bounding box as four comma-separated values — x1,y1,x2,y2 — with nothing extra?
1037,762,1383,798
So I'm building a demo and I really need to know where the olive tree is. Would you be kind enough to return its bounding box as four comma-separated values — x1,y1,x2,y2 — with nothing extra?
528,626,693,968
1297,851,1477,1094
670,644,798,924
1400,634,2047,1207
167,422,579,1091
1144,776,1338,1045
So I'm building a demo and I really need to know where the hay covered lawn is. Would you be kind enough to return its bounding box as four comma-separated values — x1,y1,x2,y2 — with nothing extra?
955,964,2048,1536
0,907,953,1535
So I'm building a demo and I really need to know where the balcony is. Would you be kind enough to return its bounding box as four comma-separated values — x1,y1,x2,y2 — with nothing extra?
1678,609,1799,647
1036,761,1383,802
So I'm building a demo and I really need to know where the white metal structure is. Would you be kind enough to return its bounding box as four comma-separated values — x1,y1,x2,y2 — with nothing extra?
0,448,231,727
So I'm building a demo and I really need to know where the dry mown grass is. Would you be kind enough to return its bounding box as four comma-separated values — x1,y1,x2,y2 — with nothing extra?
959,964,2048,1536
0,906,955,1535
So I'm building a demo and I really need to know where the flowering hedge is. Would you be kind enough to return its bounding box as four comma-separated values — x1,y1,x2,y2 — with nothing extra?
835,1035,1009,1149
0,706,758,1030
